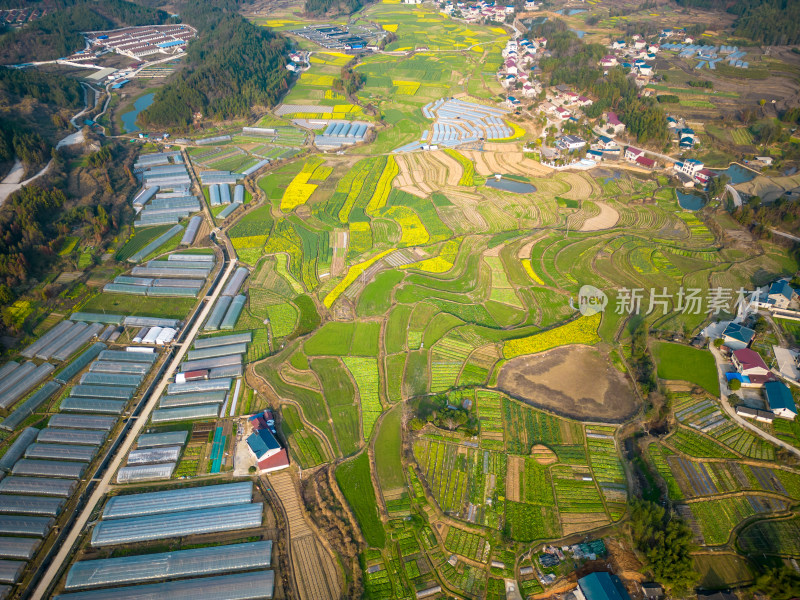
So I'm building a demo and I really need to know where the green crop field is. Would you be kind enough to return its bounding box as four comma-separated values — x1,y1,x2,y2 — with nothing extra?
335,452,386,548
653,342,720,395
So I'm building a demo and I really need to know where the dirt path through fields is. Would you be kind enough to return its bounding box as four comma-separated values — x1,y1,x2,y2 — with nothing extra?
268,471,340,600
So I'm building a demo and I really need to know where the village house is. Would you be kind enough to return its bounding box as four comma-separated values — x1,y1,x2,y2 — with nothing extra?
556,135,586,151
624,146,644,162
676,159,704,179
605,111,625,134
768,280,797,309
765,381,798,420
731,348,775,385
722,321,755,351
594,135,617,151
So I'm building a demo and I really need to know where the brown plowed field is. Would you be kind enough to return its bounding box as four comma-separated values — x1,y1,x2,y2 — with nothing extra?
580,202,620,231
506,455,523,502
497,345,638,422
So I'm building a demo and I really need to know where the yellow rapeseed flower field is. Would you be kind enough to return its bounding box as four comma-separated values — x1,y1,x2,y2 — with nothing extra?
503,314,601,359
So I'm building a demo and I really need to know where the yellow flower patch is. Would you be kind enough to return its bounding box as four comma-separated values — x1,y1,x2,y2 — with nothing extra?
522,259,545,285
503,314,601,359
366,156,399,214
324,250,393,308
386,206,429,246
280,172,317,212
231,235,268,249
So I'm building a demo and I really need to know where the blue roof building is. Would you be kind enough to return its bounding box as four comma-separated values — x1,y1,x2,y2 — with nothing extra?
576,572,631,600
245,426,289,473
769,280,797,307
246,428,280,460
722,322,755,350
764,381,797,419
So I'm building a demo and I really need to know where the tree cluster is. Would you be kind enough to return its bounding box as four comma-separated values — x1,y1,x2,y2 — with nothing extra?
140,2,291,128
0,118,50,171
630,319,657,395
409,394,478,435
333,58,366,96
0,0,168,63
305,0,366,17
674,0,800,45
0,66,83,108
730,0,800,45
629,500,699,594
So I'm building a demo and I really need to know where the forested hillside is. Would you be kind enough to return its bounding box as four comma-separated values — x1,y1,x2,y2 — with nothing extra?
0,0,169,63
674,0,800,45
305,0,366,17
140,1,291,128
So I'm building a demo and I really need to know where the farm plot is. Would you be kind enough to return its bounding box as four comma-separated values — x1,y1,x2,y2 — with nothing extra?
552,465,609,536
414,438,470,514
498,345,638,422
688,495,788,546
459,344,500,387
444,526,490,563
343,356,383,439
281,404,329,468
484,255,522,308
738,514,800,556
430,333,475,392
335,452,386,548
502,394,585,454
586,429,626,520
476,390,504,446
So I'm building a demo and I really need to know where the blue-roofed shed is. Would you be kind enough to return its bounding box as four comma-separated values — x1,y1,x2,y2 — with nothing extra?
578,572,631,600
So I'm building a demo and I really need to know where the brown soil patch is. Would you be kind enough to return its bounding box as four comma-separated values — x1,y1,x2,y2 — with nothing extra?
531,444,557,464
497,345,639,422
506,455,523,502
429,150,463,187
580,202,619,231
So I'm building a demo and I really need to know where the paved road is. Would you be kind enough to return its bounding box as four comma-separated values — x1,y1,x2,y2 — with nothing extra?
709,344,800,459
726,184,743,207
771,228,800,244
30,256,238,599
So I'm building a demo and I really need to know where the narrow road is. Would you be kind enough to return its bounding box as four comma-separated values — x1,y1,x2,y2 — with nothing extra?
30,256,239,600
708,344,800,459
771,229,800,244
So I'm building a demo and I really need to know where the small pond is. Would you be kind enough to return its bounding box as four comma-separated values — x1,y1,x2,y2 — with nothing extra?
121,93,154,133
570,28,585,38
711,163,757,185
485,178,537,194
677,189,705,210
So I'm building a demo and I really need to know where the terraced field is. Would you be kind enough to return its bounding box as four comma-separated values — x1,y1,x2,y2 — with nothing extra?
226,2,800,598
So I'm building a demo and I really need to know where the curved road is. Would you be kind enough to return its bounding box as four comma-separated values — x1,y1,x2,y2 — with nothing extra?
709,344,800,459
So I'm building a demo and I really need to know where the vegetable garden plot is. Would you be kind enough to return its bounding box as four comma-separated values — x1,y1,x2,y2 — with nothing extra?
444,526,489,562
342,356,383,439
